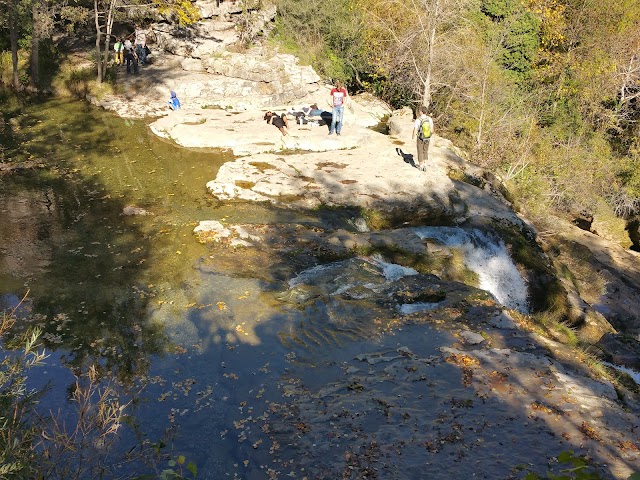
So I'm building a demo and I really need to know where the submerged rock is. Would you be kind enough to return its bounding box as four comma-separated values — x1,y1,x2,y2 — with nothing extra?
122,205,151,216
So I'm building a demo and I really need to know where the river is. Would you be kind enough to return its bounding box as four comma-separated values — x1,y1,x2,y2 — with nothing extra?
1,97,636,480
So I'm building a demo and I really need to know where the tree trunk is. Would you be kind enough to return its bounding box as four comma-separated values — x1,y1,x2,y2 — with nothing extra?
422,0,440,108
9,0,20,89
30,1,40,90
95,0,103,83
101,0,117,79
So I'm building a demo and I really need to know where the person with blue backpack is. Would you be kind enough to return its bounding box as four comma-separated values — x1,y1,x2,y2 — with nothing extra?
412,105,434,172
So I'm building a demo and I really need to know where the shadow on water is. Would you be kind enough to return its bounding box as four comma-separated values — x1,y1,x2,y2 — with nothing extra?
0,97,169,384
0,96,638,479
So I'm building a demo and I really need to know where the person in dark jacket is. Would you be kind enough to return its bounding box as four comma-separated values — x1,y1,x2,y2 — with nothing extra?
264,111,290,136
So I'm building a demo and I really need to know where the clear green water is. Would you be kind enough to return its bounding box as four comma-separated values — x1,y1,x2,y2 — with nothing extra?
0,97,325,474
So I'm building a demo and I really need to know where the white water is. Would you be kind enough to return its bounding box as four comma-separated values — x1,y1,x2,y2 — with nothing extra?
369,254,418,282
413,227,530,313
398,302,443,315
288,227,529,313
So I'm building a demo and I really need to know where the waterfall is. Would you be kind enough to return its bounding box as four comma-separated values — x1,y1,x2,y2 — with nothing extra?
413,227,530,313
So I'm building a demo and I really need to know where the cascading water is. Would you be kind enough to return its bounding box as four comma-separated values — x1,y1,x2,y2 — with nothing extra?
369,254,418,282
287,228,529,314
413,227,530,313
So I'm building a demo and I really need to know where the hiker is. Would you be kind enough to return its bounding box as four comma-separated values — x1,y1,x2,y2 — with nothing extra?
264,111,289,136
113,38,125,65
328,80,349,136
131,24,148,65
412,105,434,172
168,91,181,110
124,44,139,75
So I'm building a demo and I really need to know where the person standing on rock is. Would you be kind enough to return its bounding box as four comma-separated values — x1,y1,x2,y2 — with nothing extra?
124,43,139,75
113,38,124,66
412,105,434,171
328,80,349,136
132,24,148,65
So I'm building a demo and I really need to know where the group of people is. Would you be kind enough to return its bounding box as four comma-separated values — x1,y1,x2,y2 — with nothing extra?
263,81,352,137
113,24,153,75
263,80,435,173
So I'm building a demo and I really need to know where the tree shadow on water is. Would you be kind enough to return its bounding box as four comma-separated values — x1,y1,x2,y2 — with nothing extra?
0,97,168,385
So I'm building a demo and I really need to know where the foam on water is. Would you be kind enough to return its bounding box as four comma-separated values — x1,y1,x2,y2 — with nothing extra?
413,227,530,313
370,254,418,282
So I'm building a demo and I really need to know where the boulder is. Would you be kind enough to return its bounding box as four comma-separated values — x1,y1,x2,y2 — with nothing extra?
597,333,640,370
388,107,414,137
203,51,321,103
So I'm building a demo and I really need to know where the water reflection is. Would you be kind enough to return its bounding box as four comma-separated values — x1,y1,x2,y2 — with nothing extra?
0,98,229,384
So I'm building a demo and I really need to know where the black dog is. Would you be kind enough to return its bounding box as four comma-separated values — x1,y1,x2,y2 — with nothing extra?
396,148,416,168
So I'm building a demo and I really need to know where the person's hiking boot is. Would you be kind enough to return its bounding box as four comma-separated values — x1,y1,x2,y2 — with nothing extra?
328,132,334,135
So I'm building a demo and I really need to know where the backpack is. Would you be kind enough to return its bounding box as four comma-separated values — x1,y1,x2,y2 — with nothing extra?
418,117,432,141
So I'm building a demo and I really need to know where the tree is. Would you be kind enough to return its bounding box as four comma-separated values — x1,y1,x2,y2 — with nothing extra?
273,0,366,83
6,0,22,89
93,0,117,83
92,0,200,83
362,0,474,107
29,0,56,89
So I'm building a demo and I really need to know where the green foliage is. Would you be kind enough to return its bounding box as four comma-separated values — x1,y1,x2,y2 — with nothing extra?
161,455,197,479
501,11,540,77
481,0,516,19
480,0,541,81
272,0,366,84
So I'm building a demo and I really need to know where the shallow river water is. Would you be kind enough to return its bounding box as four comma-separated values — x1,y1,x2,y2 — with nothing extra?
1,98,450,477
0,97,336,475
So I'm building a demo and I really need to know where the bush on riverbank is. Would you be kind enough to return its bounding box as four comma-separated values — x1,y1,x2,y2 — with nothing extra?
0,307,46,478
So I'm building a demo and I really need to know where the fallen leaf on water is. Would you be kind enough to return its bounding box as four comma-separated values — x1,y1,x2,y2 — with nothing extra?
217,301,227,310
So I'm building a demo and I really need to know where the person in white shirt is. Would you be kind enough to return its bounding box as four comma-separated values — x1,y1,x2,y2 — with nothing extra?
133,24,147,64
328,80,349,136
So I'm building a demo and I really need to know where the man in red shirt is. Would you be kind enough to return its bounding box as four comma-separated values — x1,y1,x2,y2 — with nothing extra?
329,81,349,136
